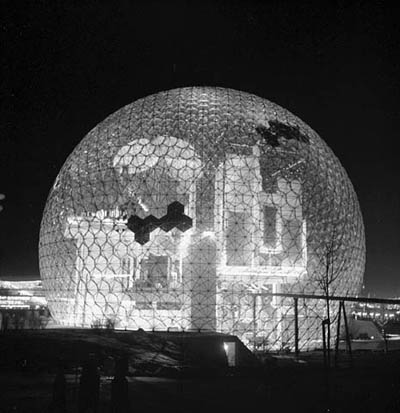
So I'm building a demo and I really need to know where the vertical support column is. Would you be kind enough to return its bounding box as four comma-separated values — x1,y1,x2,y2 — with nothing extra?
187,236,217,331
342,301,352,363
273,283,282,349
322,320,328,369
334,300,342,366
294,297,299,358
253,294,257,352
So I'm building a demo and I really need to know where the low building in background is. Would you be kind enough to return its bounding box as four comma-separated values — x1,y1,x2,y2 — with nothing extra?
352,301,400,322
0,277,50,330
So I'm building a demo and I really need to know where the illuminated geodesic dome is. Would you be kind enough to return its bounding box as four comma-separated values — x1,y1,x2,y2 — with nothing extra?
39,87,365,348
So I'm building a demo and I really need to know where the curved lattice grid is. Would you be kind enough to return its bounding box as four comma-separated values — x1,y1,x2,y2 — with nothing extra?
39,87,365,350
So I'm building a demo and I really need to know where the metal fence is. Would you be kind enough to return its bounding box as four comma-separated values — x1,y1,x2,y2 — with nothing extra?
248,292,400,356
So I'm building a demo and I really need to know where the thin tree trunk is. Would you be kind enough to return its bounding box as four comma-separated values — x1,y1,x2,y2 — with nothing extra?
326,293,331,367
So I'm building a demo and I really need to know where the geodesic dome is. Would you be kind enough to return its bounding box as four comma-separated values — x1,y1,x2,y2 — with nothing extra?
39,87,365,349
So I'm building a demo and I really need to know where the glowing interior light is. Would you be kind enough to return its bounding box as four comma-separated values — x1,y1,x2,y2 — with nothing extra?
201,231,215,239
178,230,193,257
39,87,365,349
137,197,149,212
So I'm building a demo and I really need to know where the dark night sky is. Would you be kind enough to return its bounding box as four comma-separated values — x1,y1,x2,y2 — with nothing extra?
1,1,399,296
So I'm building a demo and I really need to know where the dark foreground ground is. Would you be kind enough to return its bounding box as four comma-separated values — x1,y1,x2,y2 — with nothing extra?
1,329,400,413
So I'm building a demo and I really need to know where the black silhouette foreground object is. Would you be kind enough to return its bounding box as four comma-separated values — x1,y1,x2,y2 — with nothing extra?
110,357,129,413
127,201,192,245
256,120,309,148
78,355,100,413
50,360,66,413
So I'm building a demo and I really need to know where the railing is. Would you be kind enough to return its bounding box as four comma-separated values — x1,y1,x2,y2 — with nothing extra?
249,292,400,358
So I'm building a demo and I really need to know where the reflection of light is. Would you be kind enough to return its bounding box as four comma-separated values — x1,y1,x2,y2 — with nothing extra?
223,343,228,352
138,197,149,212
91,273,131,278
201,231,215,239
178,231,192,257
271,159,305,177
18,290,33,296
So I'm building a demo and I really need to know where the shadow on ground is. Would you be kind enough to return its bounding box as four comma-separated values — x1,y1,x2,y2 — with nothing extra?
1,329,400,412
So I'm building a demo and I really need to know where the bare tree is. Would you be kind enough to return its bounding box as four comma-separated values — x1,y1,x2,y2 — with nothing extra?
316,223,344,366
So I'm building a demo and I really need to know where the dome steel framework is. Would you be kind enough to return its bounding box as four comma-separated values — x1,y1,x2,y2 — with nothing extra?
39,87,365,350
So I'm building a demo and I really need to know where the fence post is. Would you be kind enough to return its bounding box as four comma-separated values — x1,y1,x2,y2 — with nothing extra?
342,301,352,363
334,300,342,366
322,320,327,369
294,297,299,358
253,294,257,352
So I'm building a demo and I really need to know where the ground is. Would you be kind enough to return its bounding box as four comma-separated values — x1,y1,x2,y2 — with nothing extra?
1,329,400,412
